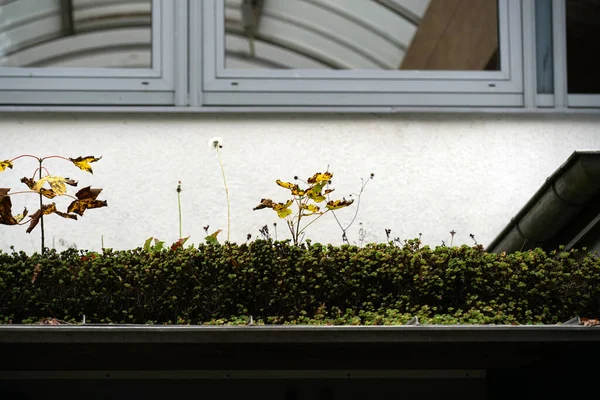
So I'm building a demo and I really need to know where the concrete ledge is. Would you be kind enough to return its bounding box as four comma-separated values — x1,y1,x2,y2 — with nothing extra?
1,324,599,344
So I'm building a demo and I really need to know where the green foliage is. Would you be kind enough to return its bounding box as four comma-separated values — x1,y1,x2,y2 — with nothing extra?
1,241,599,325
143,236,190,252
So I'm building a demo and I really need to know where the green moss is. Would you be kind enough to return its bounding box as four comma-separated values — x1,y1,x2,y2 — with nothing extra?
1,241,598,325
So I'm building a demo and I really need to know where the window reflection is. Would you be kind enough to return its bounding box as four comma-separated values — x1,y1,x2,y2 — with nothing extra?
0,0,152,68
224,0,499,71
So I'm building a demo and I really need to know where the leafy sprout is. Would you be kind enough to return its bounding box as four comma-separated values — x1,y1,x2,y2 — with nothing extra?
253,170,354,245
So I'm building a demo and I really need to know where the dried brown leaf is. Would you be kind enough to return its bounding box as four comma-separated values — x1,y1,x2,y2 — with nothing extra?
0,188,27,226
67,186,107,216
582,318,599,326
31,263,41,284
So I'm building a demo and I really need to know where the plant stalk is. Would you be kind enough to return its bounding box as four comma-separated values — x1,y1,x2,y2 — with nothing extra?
177,181,182,239
38,158,45,254
216,147,230,242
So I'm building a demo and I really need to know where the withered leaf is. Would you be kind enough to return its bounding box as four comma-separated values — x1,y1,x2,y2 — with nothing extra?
32,176,77,196
67,186,107,216
326,198,355,210
55,210,78,220
253,198,275,210
39,318,64,325
26,203,56,233
276,180,296,190
254,198,293,218
170,236,190,251
307,171,333,184
276,180,306,196
0,188,27,226
21,177,56,199
0,160,13,172
70,156,102,174
25,203,76,233
31,263,41,284
273,200,293,218
300,203,320,215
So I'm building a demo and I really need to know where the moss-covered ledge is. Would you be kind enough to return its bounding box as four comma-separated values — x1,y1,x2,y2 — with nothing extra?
1,240,599,325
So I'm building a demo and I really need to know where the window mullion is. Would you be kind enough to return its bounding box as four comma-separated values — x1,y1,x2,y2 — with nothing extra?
522,0,537,108
173,0,188,106
189,0,203,107
551,0,568,108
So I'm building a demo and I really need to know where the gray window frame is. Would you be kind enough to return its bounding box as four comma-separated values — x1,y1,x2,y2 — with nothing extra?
199,0,524,108
0,0,187,106
0,0,598,113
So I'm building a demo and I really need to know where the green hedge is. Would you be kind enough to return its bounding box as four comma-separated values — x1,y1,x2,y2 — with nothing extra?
1,240,599,325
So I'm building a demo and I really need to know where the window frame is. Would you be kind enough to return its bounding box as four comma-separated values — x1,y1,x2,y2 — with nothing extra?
200,0,525,108
0,0,599,112
0,0,186,106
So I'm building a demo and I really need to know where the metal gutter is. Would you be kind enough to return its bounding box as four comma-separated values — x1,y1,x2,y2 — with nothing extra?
0,324,598,344
486,150,600,253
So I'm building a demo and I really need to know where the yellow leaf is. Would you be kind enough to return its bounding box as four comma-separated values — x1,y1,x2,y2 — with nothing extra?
291,186,306,196
32,176,77,196
301,204,320,215
276,180,295,189
0,160,13,172
70,156,102,174
306,182,327,203
273,200,293,218
21,177,56,199
307,171,332,184
326,199,354,210
276,180,306,196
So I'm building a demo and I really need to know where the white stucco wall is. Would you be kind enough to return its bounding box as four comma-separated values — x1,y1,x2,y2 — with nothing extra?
1,112,600,254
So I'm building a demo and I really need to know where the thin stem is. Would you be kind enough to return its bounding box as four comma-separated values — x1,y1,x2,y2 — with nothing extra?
286,219,296,244
10,154,40,163
295,213,302,245
5,190,37,196
216,147,230,242
10,190,76,201
40,155,71,163
30,166,50,181
38,159,45,254
297,210,328,237
177,181,182,239
331,175,372,239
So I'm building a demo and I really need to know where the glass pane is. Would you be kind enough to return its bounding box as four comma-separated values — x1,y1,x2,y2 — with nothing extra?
566,0,600,94
535,0,553,94
0,0,152,68
224,0,500,71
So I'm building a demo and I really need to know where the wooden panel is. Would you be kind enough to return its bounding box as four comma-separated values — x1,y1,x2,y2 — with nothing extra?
400,0,498,70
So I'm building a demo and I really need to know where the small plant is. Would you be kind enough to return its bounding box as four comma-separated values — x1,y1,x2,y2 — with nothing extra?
143,236,190,252
203,225,222,245
253,170,354,245
0,154,107,254
209,137,230,242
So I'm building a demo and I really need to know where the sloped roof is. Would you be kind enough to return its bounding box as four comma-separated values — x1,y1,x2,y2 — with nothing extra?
487,150,600,253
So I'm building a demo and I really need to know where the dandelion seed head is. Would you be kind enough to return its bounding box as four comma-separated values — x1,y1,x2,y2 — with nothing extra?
208,136,223,149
